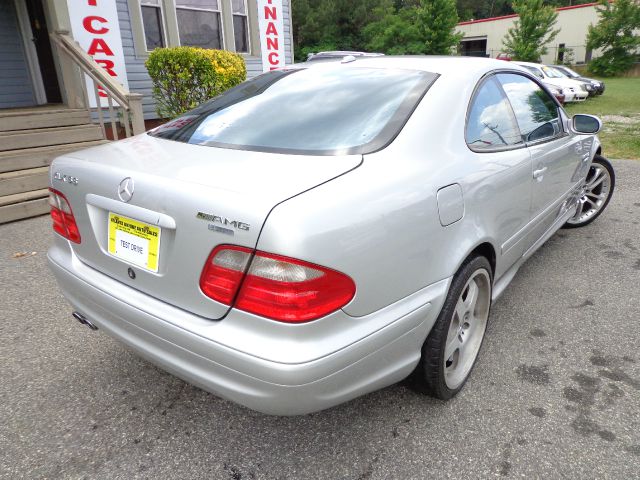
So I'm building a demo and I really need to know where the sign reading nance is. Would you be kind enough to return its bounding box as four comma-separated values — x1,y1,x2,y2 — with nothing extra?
257,0,286,72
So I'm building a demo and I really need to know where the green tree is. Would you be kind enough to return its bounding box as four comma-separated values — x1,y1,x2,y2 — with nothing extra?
456,0,513,21
291,0,386,60
587,0,640,76
363,4,424,54
455,1,595,22
502,0,560,61
363,0,463,55
415,0,464,53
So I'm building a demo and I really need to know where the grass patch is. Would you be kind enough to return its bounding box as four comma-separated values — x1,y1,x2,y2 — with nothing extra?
563,77,640,160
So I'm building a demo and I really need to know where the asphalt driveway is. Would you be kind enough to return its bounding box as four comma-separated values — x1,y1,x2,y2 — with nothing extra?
1,160,639,479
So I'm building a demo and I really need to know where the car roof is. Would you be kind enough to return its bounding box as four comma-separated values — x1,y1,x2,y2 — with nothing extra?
513,61,543,68
549,65,574,71
307,51,384,59
296,55,531,78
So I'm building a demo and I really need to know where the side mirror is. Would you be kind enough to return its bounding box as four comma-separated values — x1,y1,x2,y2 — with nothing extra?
572,114,602,134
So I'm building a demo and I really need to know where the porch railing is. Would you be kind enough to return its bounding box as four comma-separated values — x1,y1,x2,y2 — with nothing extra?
50,30,145,139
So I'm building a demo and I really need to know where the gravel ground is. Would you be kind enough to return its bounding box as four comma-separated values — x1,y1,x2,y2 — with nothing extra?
1,159,639,479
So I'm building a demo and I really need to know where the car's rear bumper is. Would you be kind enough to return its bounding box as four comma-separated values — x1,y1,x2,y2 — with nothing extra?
48,243,449,415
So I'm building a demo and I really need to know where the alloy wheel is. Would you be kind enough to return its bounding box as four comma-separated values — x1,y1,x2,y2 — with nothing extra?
443,269,491,390
567,163,612,226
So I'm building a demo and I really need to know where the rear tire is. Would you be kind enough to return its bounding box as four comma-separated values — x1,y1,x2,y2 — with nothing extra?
414,255,492,400
563,155,615,229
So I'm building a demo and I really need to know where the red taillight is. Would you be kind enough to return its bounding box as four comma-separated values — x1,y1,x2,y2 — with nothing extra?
48,188,81,243
199,246,356,323
200,245,252,304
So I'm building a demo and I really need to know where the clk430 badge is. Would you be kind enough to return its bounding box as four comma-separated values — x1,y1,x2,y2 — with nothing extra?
53,171,79,186
196,212,250,231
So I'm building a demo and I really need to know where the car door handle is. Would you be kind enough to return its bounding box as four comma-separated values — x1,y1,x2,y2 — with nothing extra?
533,167,547,179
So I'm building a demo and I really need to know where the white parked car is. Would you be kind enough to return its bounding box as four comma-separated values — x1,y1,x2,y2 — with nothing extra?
515,61,588,102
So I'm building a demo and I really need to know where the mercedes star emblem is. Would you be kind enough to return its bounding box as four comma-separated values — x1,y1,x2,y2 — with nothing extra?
118,177,135,203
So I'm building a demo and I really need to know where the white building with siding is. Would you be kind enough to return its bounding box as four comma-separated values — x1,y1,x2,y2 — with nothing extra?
0,0,294,116
121,0,294,119
456,2,602,65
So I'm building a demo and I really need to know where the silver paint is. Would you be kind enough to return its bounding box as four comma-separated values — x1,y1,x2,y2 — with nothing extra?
47,56,602,414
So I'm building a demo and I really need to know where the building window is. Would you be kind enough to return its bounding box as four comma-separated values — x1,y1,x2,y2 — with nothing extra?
176,0,223,49
232,0,249,53
557,43,566,63
141,0,165,50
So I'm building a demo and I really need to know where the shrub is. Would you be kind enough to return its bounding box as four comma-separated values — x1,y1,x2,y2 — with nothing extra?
558,46,575,67
146,47,246,119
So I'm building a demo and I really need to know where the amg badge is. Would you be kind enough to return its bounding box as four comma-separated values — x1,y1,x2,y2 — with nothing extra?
196,212,250,231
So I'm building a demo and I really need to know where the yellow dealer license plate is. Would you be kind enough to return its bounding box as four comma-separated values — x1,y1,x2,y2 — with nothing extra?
108,213,161,272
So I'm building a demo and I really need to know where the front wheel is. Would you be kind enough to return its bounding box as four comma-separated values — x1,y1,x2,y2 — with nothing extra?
564,155,615,228
414,255,492,400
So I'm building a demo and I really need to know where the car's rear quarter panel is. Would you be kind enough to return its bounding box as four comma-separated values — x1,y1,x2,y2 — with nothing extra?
258,67,531,317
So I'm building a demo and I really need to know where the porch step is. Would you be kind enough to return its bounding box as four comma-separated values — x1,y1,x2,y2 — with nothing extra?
0,140,108,224
0,108,91,132
0,167,49,197
0,104,110,222
0,191,50,224
0,140,108,173
0,124,104,152
0,188,49,207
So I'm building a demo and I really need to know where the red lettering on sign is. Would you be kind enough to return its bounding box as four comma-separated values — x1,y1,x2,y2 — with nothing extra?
95,59,117,76
264,6,277,20
261,1,282,70
83,15,109,34
87,38,114,56
266,37,278,50
87,0,97,5
266,22,277,35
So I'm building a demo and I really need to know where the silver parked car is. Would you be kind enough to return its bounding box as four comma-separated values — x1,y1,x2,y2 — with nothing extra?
47,57,615,415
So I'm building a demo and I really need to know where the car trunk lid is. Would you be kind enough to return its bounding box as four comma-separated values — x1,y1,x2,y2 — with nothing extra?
51,134,362,319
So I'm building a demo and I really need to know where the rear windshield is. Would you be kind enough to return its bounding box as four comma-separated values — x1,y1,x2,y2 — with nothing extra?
541,66,564,78
149,66,438,155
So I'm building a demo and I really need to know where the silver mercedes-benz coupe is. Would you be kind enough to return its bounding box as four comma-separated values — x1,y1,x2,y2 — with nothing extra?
47,56,615,415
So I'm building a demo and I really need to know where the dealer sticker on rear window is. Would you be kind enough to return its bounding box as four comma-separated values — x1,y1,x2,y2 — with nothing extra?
108,213,161,272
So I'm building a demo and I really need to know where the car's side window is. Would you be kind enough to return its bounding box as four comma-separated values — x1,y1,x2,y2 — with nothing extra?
466,76,523,151
497,73,563,144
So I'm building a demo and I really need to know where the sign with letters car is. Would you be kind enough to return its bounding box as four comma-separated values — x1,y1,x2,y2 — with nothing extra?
67,0,129,107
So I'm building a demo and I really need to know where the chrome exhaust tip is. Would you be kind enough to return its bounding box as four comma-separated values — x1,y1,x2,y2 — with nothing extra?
72,311,98,331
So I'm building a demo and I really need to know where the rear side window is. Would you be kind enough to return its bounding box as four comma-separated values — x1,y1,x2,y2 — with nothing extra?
466,76,522,151
497,73,562,144
150,66,438,155
523,66,544,79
